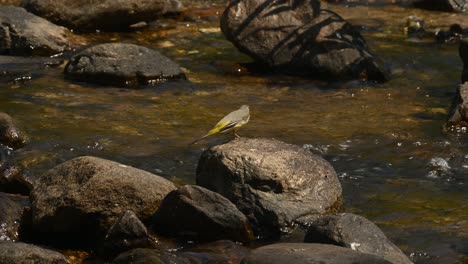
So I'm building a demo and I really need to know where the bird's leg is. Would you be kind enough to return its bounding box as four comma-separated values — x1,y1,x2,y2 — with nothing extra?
233,129,241,139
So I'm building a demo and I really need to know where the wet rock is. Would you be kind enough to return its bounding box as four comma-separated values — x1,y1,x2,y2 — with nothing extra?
435,24,466,43
0,6,70,56
30,156,176,246
303,213,413,264
102,210,159,257
152,185,253,242
241,243,393,264
0,193,29,241
196,138,342,238
181,240,250,263
447,83,468,130
405,15,425,39
22,0,183,32
0,163,33,195
0,112,28,149
0,56,63,83
414,0,468,12
461,38,468,83
221,0,388,81
112,248,190,264
64,43,186,87
0,241,67,263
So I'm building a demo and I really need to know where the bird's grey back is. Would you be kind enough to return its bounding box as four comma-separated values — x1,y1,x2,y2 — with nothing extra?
221,105,250,123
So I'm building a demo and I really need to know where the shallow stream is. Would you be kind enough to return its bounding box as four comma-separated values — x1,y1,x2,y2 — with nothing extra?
1,1,467,263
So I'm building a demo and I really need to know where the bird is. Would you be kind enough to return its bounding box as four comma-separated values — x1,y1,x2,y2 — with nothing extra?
190,105,250,144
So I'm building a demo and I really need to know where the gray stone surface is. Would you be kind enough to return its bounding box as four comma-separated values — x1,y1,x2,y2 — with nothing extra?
221,0,388,81
303,213,413,264
102,210,159,256
31,156,176,245
152,185,253,242
0,241,67,264
22,0,183,31
64,43,186,87
241,243,393,264
0,6,70,56
196,138,342,238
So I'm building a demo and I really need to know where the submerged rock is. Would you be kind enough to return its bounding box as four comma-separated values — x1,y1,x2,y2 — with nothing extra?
152,185,253,242
221,0,388,81
102,210,159,257
0,112,28,149
0,56,63,83
64,43,186,87
0,241,67,264
303,213,413,264
241,243,392,264
447,83,468,131
30,156,176,246
435,24,466,44
196,138,342,238
0,193,29,241
22,0,183,32
0,6,70,56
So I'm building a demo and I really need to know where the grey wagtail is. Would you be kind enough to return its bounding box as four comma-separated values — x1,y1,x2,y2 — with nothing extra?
191,105,250,144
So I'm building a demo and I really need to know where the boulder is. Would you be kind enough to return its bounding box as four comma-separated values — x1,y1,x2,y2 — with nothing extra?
0,56,63,83
461,38,468,83
414,0,467,12
0,241,67,264
64,43,186,87
241,243,393,264
196,138,342,238
221,0,388,81
303,213,413,264
0,112,28,149
102,210,159,256
22,0,183,32
152,185,253,242
0,6,70,56
0,193,29,241
447,83,468,131
112,248,190,264
30,156,176,246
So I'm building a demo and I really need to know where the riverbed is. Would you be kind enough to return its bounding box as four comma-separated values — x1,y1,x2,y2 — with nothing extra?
1,1,467,263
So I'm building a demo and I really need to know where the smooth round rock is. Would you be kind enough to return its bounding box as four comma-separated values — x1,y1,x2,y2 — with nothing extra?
196,138,342,238
0,6,70,56
241,243,393,264
22,0,184,31
152,185,254,242
221,0,388,81
303,213,413,264
64,43,186,87
31,156,176,245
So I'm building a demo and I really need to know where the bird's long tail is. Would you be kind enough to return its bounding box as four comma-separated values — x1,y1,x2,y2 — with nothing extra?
189,128,218,145
190,133,210,145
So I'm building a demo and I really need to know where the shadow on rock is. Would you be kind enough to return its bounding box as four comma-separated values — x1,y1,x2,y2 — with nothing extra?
221,0,389,82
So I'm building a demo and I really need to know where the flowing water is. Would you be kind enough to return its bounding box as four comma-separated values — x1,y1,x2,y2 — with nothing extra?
1,1,467,263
